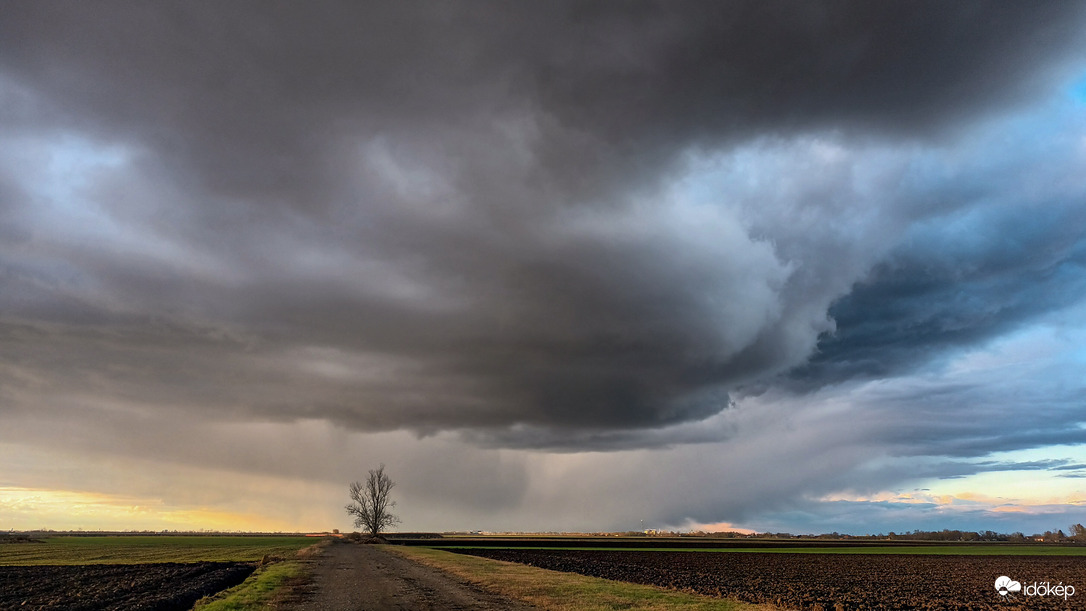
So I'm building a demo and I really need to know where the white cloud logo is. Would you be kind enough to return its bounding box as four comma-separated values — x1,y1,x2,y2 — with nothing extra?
995,576,1022,596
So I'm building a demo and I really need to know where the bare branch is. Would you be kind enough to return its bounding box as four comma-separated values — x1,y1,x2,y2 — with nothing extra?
345,463,400,538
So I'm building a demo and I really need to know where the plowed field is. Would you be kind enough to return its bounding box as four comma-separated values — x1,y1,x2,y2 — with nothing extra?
0,562,255,611
455,549,1086,610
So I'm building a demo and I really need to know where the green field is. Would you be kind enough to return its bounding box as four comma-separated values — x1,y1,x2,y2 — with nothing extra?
437,544,1086,555
0,536,316,565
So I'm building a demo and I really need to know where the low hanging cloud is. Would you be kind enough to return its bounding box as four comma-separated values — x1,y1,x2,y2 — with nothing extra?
786,104,1086,391
1,1,1086,451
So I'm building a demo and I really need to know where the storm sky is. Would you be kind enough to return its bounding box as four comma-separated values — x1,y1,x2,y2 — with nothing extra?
2,1,1086,534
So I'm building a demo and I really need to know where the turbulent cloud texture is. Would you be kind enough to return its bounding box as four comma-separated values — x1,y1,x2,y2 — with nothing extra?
2,2,1086,532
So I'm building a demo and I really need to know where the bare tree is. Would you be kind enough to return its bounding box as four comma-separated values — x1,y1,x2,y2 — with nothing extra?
345,464,400,538
1071,523,1086,542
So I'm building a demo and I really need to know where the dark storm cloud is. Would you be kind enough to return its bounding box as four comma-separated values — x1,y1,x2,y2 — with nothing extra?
2,1,1086,442
790,202,1086,387
4,2,1082,189
1051,463,1086,471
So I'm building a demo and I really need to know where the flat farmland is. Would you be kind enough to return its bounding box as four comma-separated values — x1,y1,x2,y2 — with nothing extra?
0,535,315,611
411,535,1086,554
0,535,314,565
451,547,1086,610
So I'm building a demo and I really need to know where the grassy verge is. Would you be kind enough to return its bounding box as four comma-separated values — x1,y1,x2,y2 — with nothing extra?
192,560,308,610
388,546,770,611
191,539,328,610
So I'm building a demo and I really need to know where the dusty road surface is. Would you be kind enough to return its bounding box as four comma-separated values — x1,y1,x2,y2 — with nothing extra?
289,542,537,610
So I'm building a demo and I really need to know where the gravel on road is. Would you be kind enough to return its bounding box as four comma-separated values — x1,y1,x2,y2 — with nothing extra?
289,543,536,611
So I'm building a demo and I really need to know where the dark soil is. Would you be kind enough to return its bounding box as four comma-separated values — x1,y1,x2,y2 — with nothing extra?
0,562,256,611
454,549,1086,610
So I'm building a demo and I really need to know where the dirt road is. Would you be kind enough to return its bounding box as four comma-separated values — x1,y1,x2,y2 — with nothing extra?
289,543,536,610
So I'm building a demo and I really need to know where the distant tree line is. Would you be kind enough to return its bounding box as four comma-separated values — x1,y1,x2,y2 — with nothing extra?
878,525,1086,543
882,529,1027,542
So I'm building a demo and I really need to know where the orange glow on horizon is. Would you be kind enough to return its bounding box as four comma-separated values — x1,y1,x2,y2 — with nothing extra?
0,486,298,532
684,521,756,535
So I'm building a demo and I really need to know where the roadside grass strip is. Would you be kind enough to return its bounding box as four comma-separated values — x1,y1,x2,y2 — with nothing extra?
389,545,770,611
192,560,308,611
0,536,316,565
191,540,328,610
